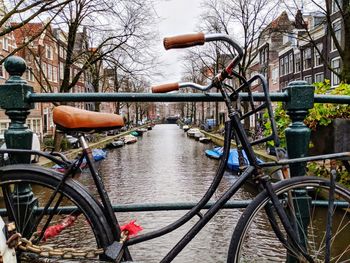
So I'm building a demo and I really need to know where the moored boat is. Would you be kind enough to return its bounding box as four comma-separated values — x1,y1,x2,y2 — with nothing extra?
227,149,263,171
183,125,190,132
124,134,137,144
205,147,223,159
194,131,205,141
199,137,211,143
187,128,200,138
106,140,124,149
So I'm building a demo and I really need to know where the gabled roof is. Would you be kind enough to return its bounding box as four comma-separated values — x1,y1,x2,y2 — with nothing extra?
11,23,46,43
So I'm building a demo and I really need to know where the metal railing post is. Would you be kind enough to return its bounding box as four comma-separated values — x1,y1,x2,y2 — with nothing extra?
0,56,37,237
283,80,315,262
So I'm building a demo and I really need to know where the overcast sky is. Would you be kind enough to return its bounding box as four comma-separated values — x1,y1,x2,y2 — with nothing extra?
153,0,203,84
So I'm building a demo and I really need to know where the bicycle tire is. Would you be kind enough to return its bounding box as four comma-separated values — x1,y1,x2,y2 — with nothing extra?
0,164,115,261
227,176,350,262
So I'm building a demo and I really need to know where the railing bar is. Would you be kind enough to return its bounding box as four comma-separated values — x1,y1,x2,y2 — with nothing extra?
27,92,350,104
0,200,347,216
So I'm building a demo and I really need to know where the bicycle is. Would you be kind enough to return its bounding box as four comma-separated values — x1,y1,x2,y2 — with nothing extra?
0,33,349,263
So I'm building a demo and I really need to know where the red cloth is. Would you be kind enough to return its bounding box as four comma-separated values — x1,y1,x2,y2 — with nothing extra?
43,215,77,241
120,220,143,236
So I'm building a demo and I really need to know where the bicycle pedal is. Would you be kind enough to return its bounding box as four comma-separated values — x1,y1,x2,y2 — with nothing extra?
104,241,124,262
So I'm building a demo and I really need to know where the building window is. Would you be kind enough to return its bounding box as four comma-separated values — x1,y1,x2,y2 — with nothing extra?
331,57,341,87
315,73,324,83
52,66,57,82
26,67,34,82
283,56,288,75
3,37,9,51
59,62,64,80
295,53,301,72
46,46,53,60
303,48,312,70
272,67,278,84
280,58,285,76
288,53,293,73
332,0,342,14
59,46,66,59
331,19,342,51
47,64,52,81
42,62,47,78
260,46,268,65
304,75,312,84
314,43,323,67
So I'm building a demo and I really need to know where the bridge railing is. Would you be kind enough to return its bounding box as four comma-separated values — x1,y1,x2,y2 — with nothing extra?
1,56,350,212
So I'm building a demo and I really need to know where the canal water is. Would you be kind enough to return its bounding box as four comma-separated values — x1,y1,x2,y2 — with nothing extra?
97,124,254,263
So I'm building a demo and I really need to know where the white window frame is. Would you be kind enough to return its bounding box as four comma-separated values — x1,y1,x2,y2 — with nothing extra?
314,43,323,67
46,45,53,60
331,0,342,14
52,66,57,83
288,53,293,73
315,72,324,83
303,48,312,70
295,53,301,73
47,64,52,81
331,19,342,52
59,62,64,80
304,75,313,84
2,37,9,51
331,57,341,87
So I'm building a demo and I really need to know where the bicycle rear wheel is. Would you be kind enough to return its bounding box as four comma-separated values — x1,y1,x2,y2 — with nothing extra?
228,176,350,262
0,165,115,262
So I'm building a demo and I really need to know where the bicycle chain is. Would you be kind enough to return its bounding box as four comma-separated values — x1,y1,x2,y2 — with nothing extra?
18,237,104,259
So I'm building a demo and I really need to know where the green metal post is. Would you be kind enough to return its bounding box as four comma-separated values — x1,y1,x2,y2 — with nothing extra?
0,56,37,237
283,81,314,262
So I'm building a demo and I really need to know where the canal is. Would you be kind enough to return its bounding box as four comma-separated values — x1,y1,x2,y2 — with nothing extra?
97,124,254,263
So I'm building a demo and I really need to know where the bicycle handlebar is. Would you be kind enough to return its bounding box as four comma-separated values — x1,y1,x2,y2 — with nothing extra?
163,33,205,50
154,33,244,93
163,33,243,59
151,82,179,93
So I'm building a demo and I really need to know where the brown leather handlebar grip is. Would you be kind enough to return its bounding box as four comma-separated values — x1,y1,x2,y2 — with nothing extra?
163,33,205,50
151,83,179,93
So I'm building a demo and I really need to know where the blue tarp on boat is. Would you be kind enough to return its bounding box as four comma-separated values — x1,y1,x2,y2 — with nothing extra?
205,147,263,171
205,147,223,159
227,149,263,171
92,148,107,161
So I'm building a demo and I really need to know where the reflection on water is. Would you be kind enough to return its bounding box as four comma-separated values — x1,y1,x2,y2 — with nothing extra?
97,124,251,262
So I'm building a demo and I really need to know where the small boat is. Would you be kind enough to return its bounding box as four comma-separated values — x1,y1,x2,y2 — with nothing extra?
147,126,152,130
130,131,140,137
205,147,223,159
106,140,124,149
183,125,190,132
199,137,211,143
194,131,205,141
92,148,107,161
124,134,137,144
187,128,200,138
227,149,263,171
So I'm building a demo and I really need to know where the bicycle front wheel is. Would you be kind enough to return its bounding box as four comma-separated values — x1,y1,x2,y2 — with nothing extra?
0,165,115,262
228,176,350,262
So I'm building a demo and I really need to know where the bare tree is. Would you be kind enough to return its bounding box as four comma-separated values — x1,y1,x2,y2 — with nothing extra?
0,0,72,62
200,0,280,79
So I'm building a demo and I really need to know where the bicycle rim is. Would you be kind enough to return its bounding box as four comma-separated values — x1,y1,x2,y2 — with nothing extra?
0,166,114,262
228,176,350,262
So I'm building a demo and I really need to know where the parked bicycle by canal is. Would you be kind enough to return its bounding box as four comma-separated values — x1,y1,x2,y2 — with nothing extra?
0,32,349,262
